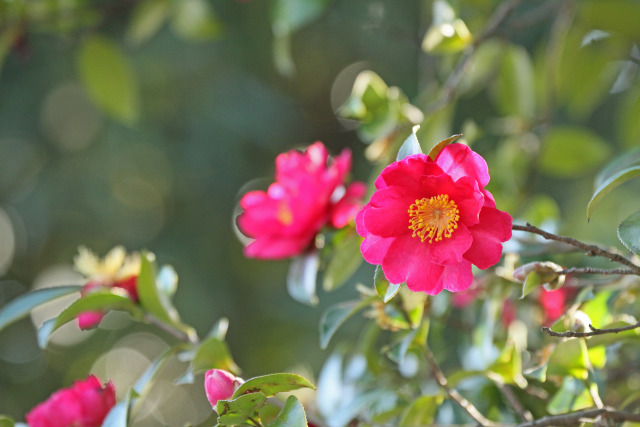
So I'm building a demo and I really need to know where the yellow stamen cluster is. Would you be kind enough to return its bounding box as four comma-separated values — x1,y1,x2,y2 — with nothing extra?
277,202,294,226
408,194,460,243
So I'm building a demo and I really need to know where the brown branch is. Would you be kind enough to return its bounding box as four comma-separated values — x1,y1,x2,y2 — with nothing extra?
542,321,640,338
422,346,502,427
424,0,524,115
514,406,640,426
557,267,636,276
512,223,640,275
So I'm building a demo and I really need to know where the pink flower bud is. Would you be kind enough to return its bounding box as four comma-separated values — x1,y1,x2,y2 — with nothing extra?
25,375,115,427
204,369,241,408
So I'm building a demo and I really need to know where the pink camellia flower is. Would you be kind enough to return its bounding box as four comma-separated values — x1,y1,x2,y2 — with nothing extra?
25,375,115,427
539,287,575,325
356,143,512,294
204,369,242,409
237,142,366,259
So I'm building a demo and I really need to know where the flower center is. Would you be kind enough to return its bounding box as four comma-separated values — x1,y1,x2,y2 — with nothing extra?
408,194,460,243
277,202,294,225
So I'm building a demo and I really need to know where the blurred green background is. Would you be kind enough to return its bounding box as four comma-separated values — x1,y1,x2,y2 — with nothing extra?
1,0,639,424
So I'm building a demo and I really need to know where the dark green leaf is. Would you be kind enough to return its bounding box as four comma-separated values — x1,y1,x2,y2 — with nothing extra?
594,147,640,189
266,395,307,427
216,392,267,426
618,210,640,255
319,296,377,349
547,377,593,415
232,373,315,399
0,285,82,333
286,252,319,306
76,35,139,124
323,232,362,291
540,127,611,178
396,126,423,161
399,395,443,427
588,167,640,221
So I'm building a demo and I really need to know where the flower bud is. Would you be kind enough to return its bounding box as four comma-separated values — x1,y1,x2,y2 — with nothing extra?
513,261,564,284
204,369,241,408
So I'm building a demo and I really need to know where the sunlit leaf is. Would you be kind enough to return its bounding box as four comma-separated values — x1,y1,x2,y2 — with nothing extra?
422,19,472,54
287,251,319,306
547,339,590,380
266,395,307,427
540,127,611,178
486,340,527,388
618,210,640,255
0,285,82,333
323,231,363,291
191,336,241,375
521,272,541,299
547,377,594,415
76,35,140,124
126,0,170,46
232,373,315,399
594,147,640,189
319,297,376,349
427,134,461,160
588,167,640,221
587,345,606,369
399,395,443,427
0,415,14,427
171,0,222,41
374,265,401,302
587,316,640,348
397,126,423,161
217,392,267,426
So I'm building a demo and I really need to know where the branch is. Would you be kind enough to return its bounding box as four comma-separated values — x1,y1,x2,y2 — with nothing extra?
541,321,640,338
557,267,636,276
514,406,640,427
144,313,198,344
422,346,501,427
424,0,524,115
512,223,640,275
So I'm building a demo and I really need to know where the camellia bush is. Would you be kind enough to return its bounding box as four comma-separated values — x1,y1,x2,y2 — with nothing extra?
2,0,640,426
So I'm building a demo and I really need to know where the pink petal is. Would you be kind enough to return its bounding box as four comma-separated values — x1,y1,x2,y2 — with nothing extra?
77,311,104,330
360,234,395,265
330,181,366,228
375,154,443,190
204,369,238,408
435,143,490,188
463,207,513,269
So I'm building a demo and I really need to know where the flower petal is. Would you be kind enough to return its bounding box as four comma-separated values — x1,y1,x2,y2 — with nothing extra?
435,143,490,188
463,207,513,269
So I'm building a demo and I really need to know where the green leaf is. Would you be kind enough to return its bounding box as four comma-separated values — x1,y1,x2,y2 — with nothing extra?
427,134,461,160
491,44,536,118
271,0,331,35
422,19,472,54
319,297,376,349
374,265,401,302
547,339,590,380
191,336,241,375
0,285,82,333
232,373,315,399
126,0,170,46
399,395,443,427
594,148,640,189
618,210,640,255
266,395,307,427
0,415,14,427
103,388,136,427
520,272,542,299
486,340,527,388
76,35,139,124
587,316,640,348
38,290,142,347
387,320,429,364
170,0,222,41
540,127,611,178
547,377,594,415
581,290,612,328
216,392,267,426
322,232,363,291
286,252,319,306
588,167,640,221
396,126,423,161
577,0,640,39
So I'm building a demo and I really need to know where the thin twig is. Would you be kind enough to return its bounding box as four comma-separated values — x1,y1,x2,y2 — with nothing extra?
422,346,501,427
514,406,640,427
557,267,636,276
542,321,640,338
512,223,640,275
496,383,534,423
144,313,198,344
424,0,524,115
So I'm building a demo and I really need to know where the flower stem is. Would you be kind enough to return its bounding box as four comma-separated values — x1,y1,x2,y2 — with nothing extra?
512,223,640,275
542,321,640,338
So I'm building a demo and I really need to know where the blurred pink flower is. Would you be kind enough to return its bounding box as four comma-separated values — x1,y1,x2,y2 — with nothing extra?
77,276,139,329
539,287,575,325
237,142,365,259
25,375,115,427
204,369,242,408
356,143,512,294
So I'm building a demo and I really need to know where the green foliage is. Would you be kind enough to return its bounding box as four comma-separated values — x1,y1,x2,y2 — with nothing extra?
0,416,14,427
539,127,611,178
588,167,640,221
399,395,443,427
322,229,363,291
232,373,315,399
618,211,640,256
266,395,308,427
216,392,267,426
76,35,140,124
286,252,320,306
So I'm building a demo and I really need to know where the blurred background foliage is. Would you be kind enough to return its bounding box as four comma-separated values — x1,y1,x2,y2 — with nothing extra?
0,0,639,424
